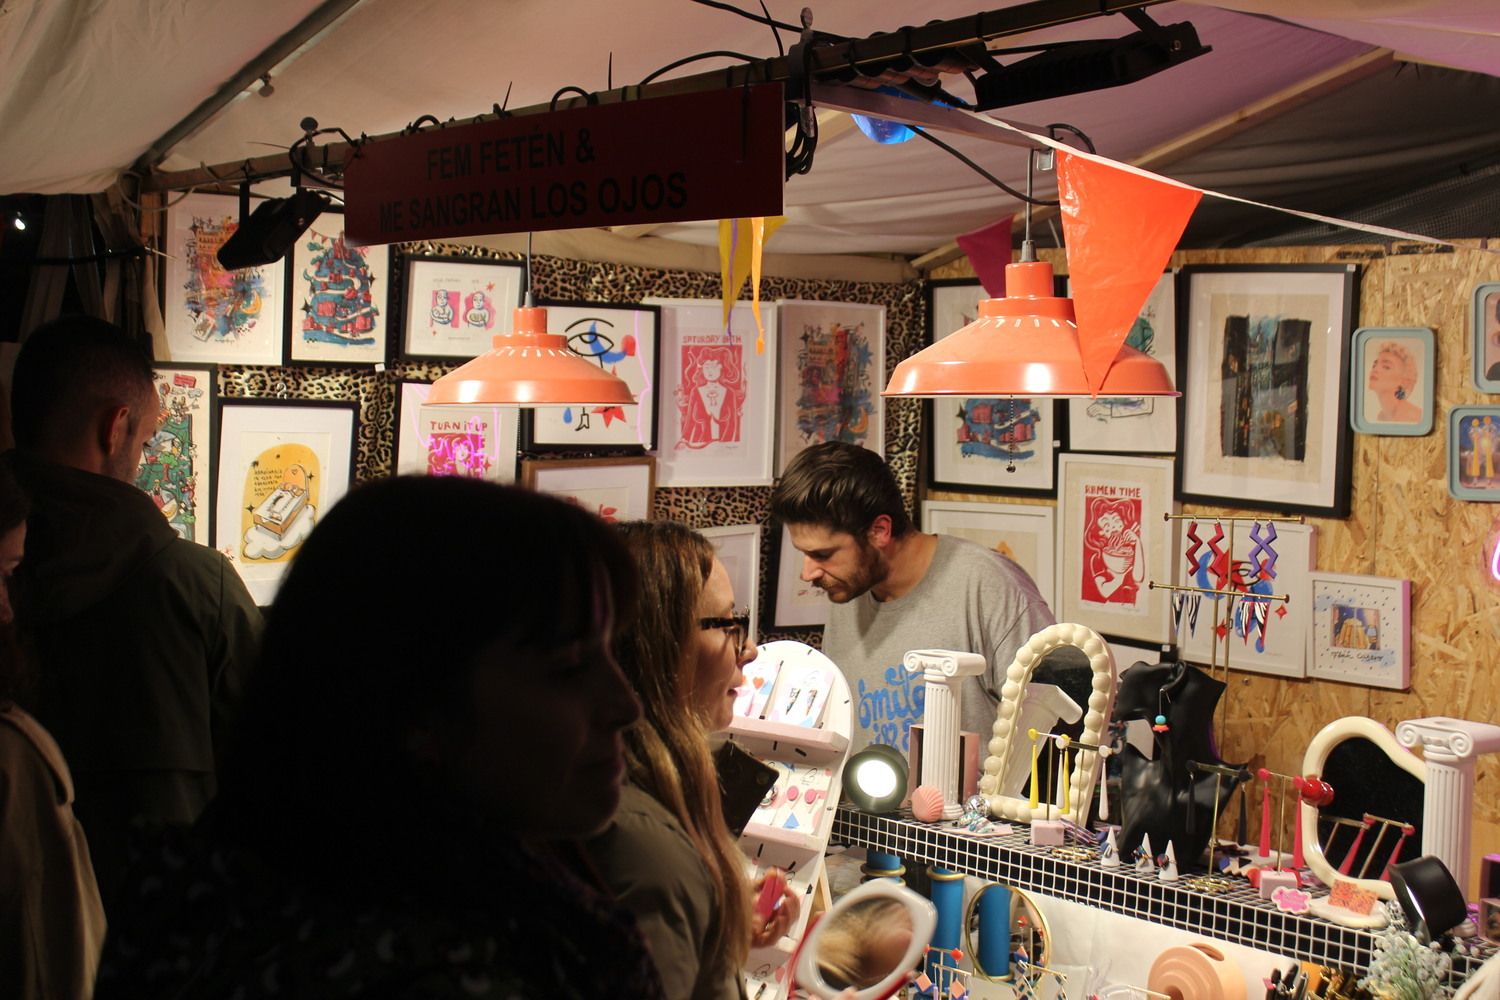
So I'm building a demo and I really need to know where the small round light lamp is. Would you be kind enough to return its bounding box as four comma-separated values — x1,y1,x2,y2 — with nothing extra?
843,743,910,814
1388,855,1467,943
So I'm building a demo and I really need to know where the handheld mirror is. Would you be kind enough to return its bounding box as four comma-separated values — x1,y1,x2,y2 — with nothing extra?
794,880,937,1000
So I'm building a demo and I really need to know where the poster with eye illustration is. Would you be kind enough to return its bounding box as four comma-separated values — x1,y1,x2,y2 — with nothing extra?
775,300,885,474
521,301,660,450
394,381,518,483
401,256,525,360
135,365,215,546
214,400,356,606
646,297,777,486
1056,454,1176,643
161,193,284,365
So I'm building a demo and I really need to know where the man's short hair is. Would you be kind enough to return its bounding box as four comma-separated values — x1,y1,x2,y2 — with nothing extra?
769,441,912,538
11,316,156,451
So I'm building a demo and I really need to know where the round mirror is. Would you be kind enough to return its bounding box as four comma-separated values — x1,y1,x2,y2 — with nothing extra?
794,880,937,1000
963,883,1050,981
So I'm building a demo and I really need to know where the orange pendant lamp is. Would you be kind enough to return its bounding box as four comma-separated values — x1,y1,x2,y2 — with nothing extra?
426,298,636,406
884,250,1176,399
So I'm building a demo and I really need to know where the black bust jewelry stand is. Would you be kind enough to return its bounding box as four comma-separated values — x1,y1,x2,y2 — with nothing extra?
1111,660,1242,871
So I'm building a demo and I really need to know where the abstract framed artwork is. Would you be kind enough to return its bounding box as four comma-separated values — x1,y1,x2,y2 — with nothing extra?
1067,271,1177,453
927,398,1058,496
1175,519,1316,679
1177,264,1358,517
393,380,518,483
1447,405,1500,501
645,297,778,487
1307,571,1411,690
920,499,1056,612
519,456,655,523
1472,282,1500,392
768,523,829,630
135,364,216,546
214,399,357,606
1054,454,1176,643
521,300,661,451
284,210,390,366
401,255,525,361
1349,327,1434,436
700,523,762,643
928,278,985,344
775,300,885,474
161,193,285,365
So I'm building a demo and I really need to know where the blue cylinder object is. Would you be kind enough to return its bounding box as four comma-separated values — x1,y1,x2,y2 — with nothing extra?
926,867,965,989
977,884,1012,980
866,849,902,872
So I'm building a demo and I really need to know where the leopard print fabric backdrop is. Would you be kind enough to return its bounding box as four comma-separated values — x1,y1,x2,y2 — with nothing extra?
219,241,926,645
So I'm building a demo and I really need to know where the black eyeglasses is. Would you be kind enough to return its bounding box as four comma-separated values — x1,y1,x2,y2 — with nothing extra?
699,610,752,655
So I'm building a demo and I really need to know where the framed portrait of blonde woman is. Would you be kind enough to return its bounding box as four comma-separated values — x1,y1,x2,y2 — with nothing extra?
1349,327,1433,436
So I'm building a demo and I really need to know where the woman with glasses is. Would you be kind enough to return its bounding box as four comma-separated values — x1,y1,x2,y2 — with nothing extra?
588,520,799,999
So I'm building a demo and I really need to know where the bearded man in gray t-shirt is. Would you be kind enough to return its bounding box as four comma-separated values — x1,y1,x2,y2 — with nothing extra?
770,442,1055,754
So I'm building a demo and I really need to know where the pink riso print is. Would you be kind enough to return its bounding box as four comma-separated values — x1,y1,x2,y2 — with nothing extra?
676,339,746,448
1080,487,1145,608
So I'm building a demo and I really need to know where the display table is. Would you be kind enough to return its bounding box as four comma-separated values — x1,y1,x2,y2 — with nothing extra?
832,807,1493,989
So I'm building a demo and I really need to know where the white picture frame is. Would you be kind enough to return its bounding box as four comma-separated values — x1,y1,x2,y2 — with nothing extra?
646,297,778,487
214,399,357,606
700,524,763,644
393,380,518,483
520,456,656,523
1055,454,1177,643
775,299,885,474
286,210,390,366
1175,519,1316,678
1307,572,1412,690
1067,271,1177,452
161,192,285,365
771,523,829,629
921,499,1055,612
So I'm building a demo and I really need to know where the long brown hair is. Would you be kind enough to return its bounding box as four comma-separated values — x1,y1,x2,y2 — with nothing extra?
613,520,751,967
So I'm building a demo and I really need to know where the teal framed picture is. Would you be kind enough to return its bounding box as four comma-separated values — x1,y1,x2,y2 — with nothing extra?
1349,327,1433,436
1447,405,1500,501
1471,282,1500,392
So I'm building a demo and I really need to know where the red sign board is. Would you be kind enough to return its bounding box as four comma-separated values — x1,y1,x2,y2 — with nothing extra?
343,84,785,245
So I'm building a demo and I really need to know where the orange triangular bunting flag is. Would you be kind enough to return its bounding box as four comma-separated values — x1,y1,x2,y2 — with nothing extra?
1057,149,1201,394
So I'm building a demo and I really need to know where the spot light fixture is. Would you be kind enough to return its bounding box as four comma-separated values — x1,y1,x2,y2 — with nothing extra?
842,743,910,814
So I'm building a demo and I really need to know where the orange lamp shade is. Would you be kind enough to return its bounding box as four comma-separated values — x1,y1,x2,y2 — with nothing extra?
427,306,636,406
884,260,1177,398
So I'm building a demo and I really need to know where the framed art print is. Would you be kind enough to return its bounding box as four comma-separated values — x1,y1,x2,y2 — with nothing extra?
522,300,661,451
393,380,518,482
1055,454,1176,643
769,523,829,629
519,456,655,523
775,300,885,474
1175,519,1316,678
1472,282,1500,392
285,211,390,366
1067,271,1177,453
700,523,762,643
1307,572,1411,690
1177,264,1357,517
1447,405,1500,501
1349,327,1434,436
928,278,985,343
214,399,357,606
645,297,778,487
162,193,285,365
921,499,1055,610
401,255,525,361
135,364,215,546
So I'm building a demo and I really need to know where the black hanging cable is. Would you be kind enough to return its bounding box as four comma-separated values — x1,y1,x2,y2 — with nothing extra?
910,127,1056,206
636,50,760,87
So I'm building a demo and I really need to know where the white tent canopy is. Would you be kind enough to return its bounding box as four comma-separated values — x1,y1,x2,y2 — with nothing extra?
3,0,1498,257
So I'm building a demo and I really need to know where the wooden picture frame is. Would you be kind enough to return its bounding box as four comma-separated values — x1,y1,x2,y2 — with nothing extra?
775,299,885,474
401,254,525,361
284,210,390,366
1067,271,1178,453
214,398,358,605
646,297,778,487
1177,264,1358,517
135,364,216,546
1307,572,1412,690
161,192,285,365
520,299,661,451
700,523,763,645
1471,282,1500,392
1054,454,1176,643
393,379,518,483
1349,327,1434,436
920,499,1056,613
1446,405,1500,501
519,456,656,523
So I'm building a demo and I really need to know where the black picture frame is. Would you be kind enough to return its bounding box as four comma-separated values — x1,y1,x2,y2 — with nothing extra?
399,254,526,363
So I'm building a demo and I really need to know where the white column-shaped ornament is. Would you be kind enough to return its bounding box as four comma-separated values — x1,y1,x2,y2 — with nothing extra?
904,648,988,820
1395,716,1500,893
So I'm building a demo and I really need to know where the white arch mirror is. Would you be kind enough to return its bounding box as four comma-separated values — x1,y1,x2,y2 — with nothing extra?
979,623,1116,824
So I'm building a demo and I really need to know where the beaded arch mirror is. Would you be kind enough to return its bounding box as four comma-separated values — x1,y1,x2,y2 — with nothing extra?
980,623,1117,824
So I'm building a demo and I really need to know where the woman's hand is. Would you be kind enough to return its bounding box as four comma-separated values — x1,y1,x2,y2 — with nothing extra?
748,870,802,948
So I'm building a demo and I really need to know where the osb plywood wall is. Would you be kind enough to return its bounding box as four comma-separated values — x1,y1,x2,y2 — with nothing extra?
932,241,1500,894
